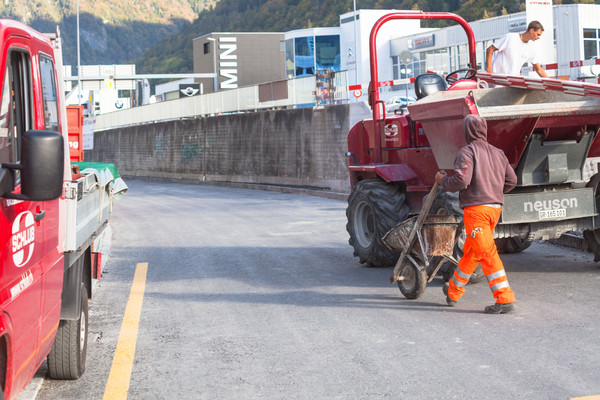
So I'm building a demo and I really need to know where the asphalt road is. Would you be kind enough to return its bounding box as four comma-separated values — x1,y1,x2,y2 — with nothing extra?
33,180,600,400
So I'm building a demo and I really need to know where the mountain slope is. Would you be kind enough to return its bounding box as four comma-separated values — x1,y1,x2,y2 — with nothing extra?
0,0,218,67
0,0,589,72
137,0,583,74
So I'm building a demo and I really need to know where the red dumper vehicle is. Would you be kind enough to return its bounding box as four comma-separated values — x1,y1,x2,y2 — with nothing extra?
345,12,600,298
0,21,126,398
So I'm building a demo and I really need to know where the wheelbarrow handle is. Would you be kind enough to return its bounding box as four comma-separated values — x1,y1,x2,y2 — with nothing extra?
389,180,440,284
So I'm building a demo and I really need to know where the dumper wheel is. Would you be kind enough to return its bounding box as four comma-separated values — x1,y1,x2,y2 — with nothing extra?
495,237,532,254
346,179,409,267
584,173,600,261
398,262,427,299
47,283,88,379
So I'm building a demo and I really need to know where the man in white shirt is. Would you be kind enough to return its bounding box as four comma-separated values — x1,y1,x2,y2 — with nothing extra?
485,21,548,78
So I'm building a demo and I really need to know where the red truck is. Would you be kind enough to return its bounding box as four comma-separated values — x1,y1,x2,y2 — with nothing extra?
0,20,126,399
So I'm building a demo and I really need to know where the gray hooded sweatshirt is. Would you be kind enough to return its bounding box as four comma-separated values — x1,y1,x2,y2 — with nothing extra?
441,114,517,209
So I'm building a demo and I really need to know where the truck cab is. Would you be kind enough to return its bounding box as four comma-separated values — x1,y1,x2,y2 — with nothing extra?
0,19,103,399
0,20,67,399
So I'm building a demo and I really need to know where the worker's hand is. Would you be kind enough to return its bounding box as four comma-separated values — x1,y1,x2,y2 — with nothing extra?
435,170,446,185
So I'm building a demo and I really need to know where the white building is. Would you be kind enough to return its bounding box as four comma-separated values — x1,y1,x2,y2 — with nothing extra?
64,64,138,115
384,4,600,85
284,27,342,79
338,9,430,88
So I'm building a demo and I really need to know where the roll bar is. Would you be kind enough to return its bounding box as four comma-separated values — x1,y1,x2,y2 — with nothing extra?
368,12,477,163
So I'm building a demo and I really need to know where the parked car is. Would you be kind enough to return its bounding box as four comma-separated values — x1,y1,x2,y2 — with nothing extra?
385,95,416,113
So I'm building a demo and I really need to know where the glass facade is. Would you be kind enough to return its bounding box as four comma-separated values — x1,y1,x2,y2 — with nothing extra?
285,33,341,78
285,39,295,78
294,36,315,77
315,35,341,71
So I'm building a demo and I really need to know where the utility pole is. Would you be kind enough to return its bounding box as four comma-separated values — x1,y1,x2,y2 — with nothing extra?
77,0,81,105
353,0,359,102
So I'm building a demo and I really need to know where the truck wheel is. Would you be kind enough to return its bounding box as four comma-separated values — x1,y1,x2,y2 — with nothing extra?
397,262,427,299
47,283,88,380
346,179,409,267
495,237,532,254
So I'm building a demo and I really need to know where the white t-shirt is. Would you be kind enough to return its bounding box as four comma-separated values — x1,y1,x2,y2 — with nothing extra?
491,32,540,75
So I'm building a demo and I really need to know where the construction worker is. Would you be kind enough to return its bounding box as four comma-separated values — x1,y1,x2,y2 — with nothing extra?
485,20,549,78
435,114,518,314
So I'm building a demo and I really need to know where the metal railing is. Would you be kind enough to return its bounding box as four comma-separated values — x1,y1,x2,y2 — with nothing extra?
94,72,351,131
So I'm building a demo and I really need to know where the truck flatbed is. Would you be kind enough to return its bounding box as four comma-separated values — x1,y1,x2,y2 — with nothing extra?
65,162,128,253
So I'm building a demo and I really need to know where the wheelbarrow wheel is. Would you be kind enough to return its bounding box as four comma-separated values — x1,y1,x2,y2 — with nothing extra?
397,262,427,299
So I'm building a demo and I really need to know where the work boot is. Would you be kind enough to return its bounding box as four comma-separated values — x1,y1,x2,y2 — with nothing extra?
442,282,456,307
484,302,516,314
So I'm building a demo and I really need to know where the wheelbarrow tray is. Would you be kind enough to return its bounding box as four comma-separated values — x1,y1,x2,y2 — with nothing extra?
383,214,459,260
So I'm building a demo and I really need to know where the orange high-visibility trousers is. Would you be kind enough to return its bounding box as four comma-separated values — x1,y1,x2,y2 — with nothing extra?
447,205,516,304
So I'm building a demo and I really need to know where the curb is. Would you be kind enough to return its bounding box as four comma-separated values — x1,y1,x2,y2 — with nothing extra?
548,231,588,252
122,175,350,202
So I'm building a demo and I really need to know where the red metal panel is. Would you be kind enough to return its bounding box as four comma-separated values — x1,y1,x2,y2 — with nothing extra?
448,80,478,91
486,118,538,167
91,252,102,280
349,164,417,183
407,94,476,169
66,105,84,162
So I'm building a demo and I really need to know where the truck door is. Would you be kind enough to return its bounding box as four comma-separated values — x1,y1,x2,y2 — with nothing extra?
36,52,64,365
0,45,47,393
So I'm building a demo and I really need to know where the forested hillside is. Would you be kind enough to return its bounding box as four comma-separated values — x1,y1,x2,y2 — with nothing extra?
136,0,593,75
0,0,218,67
0,0,593,73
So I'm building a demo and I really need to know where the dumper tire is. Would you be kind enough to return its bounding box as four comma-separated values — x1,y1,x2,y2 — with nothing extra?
346,179,409,267
495,237,532,254
47,283,88,380
584,173,600,261
397,262,427,299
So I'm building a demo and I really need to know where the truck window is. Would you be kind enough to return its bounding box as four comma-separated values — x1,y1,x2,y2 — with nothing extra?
0,50,33,186
0,66,12,164
39,55,59,132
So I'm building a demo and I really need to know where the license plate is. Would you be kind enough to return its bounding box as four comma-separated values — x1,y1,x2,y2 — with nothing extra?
539,209,566,219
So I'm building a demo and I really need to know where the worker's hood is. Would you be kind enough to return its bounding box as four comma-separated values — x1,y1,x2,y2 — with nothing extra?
463,114,487,144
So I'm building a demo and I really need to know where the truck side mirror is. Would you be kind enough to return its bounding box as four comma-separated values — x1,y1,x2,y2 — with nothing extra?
2,130,64,201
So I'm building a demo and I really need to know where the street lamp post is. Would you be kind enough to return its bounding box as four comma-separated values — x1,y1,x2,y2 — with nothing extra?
207,37,218,93
77,0,81,105
353,0,358,89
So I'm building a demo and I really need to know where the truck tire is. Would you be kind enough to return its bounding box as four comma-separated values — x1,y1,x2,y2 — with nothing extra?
397,262,427,299
584,173,600,261
346,179,409,267
47,283,88,380
495,237,532,254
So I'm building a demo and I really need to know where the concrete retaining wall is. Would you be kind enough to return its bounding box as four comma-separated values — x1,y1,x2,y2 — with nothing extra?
86,102,372,194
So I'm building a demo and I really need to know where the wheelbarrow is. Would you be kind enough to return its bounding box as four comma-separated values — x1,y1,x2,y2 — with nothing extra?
385,181,461,299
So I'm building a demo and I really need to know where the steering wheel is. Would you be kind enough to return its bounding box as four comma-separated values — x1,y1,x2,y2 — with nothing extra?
446,68,477,85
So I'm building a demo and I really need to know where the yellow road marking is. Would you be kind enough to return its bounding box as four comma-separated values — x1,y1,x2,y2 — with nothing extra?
103,262,148,400
572,396,600,399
